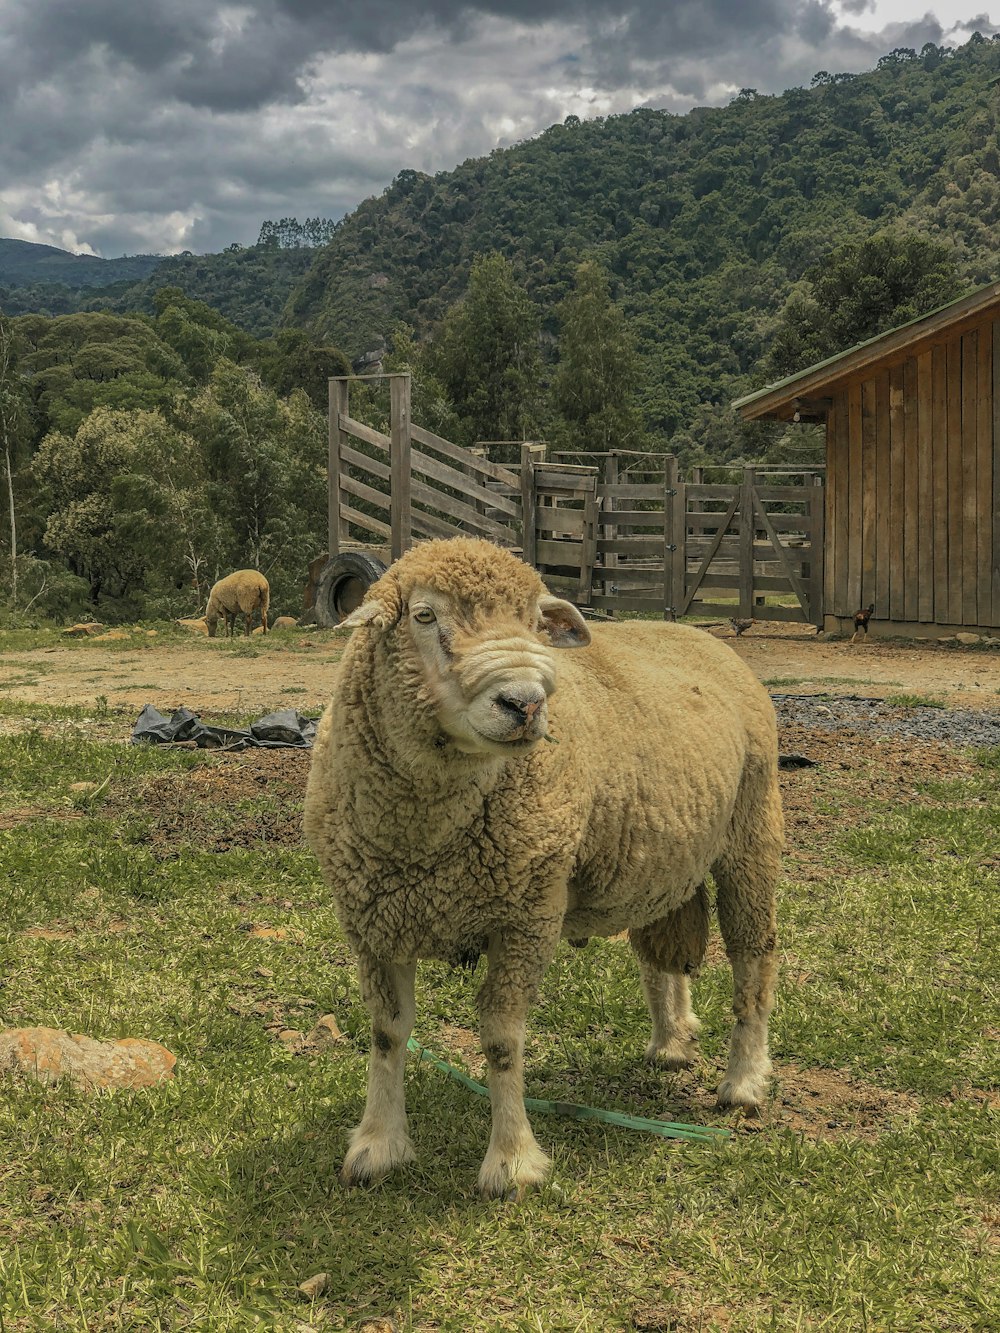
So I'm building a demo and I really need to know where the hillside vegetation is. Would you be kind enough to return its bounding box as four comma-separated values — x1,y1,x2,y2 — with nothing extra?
286,36,1000,437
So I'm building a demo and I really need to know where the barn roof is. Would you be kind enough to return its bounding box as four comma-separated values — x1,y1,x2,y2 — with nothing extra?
734,280,1000,422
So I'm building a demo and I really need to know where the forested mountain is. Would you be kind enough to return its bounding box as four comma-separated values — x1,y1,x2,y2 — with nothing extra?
0,239,162,289
285,35,1000,438
0,243,319,338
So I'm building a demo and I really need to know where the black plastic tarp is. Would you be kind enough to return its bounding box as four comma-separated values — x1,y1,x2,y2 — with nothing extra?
131,704,319,750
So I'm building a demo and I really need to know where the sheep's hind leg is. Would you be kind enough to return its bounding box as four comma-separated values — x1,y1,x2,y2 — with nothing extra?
341,958,417,1186
712,773,782,1112
476,930,558,1198
630,883,709,1069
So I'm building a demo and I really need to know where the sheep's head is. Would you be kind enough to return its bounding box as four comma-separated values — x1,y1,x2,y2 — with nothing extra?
341,539,590,757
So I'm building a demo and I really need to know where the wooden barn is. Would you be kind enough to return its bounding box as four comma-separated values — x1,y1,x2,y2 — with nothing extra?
735,283,1000,637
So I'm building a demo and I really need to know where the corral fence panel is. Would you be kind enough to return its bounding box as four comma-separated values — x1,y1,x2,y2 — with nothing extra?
326,374,825,626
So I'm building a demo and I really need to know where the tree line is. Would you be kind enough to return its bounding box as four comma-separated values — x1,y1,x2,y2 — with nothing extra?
0,221,962,625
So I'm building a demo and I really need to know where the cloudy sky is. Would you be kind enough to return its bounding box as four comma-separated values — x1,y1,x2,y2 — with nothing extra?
0,1,995,259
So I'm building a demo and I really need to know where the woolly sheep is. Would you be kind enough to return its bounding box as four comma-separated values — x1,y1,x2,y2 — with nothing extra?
204,570,269,638
303,538,782,1197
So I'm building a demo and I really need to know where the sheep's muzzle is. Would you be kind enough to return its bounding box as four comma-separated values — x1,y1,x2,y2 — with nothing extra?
444,632,557,754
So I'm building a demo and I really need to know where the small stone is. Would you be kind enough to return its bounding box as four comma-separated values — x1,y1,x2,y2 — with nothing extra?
177,617,209,635
956,632,982,647
297,1273,328,1300
94,628,130,642
277,1029,304,1050
62,622,104,637
249,926,288,940
69,781,99,794
146,629,158,637
937,636,958,647
306,1014,345,1049
272,616,298,629
358,1320,398,1333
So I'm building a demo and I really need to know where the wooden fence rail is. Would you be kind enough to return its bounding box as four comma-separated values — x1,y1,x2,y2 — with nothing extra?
327,374,825,626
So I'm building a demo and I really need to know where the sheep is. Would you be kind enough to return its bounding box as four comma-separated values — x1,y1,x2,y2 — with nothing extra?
204,570,269,638
303,538,782,1198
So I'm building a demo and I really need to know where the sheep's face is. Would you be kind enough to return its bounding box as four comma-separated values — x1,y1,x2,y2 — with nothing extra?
399,585,589,756
340,538,592,759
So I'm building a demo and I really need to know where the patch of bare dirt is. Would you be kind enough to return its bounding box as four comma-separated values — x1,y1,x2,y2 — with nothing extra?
103,746,313,853
2,620,998,714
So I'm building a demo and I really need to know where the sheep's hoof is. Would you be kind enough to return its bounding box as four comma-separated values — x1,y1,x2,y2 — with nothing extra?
716,1070,770,1112
478,1139,550,1199
340,1129,415,1187
645,1037,699,1070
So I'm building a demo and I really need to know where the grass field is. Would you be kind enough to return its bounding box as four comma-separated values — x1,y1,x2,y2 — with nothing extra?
1,698,997,1331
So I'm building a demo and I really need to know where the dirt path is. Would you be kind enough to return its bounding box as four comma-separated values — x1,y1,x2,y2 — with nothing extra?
1,622,998,716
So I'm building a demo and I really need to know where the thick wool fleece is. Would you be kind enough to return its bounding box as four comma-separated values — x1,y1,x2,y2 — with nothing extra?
302,538,782,1192
205,570,269,635
304,543,780,968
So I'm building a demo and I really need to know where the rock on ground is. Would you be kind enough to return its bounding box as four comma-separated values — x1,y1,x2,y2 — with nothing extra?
0,1027,176,1090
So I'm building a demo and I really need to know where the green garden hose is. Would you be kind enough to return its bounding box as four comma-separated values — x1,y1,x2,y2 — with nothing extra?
407,1037,731,1143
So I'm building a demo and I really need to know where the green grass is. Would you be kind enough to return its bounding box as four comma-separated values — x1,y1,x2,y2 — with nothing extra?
0,717,997,1330
885,693,947,710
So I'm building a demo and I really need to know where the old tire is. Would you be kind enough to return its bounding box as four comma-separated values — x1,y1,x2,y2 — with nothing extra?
313,552,387,627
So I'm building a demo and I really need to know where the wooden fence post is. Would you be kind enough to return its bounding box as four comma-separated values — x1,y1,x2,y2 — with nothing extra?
664,455,683,619
520,443,537,567
739,466,755,618
810,472,825,629
328,378,350,557
603,454,619,616
390,373,412,560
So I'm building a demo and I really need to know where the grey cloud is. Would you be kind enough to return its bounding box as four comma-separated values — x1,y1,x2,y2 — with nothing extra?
0,0,996,257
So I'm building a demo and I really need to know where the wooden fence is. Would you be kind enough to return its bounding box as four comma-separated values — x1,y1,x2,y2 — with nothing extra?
327,375,825,625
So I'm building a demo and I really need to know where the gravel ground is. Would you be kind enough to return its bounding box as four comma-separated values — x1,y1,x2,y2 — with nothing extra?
772,693,1000,748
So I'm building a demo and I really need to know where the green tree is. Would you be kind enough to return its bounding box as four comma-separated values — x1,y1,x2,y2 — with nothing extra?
763,228,964,379
16,311,189,437
180,360,326,610
430,253,541,444
31,406,205,608
256,328,352,411
153,287,257,383
550,261,645,451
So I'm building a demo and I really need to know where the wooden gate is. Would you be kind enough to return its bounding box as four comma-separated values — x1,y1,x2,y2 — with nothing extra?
678,466,825,623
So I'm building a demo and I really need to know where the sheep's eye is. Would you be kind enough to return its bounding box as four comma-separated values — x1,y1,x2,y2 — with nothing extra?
413,607,436,624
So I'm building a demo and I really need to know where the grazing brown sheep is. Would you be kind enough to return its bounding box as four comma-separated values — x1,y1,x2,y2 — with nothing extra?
205,570,269,638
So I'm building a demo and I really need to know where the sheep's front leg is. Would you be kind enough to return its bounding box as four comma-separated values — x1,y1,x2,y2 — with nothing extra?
341,957,417,1186
476,930,556,1198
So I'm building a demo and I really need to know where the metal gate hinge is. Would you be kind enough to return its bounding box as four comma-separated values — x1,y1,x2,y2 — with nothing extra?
665,543,677,552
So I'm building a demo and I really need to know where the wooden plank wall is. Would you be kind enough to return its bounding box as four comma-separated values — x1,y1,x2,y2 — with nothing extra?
824,314,999,629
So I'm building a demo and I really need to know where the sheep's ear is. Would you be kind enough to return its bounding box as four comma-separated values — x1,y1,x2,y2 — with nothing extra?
538,595,591,648
339,601,390,631
338,571,402,632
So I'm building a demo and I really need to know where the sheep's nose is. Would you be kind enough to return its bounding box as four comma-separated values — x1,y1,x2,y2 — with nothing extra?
495,688,545,725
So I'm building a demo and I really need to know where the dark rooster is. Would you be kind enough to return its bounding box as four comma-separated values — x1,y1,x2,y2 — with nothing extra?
851,603,875,643
729,617,754,637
